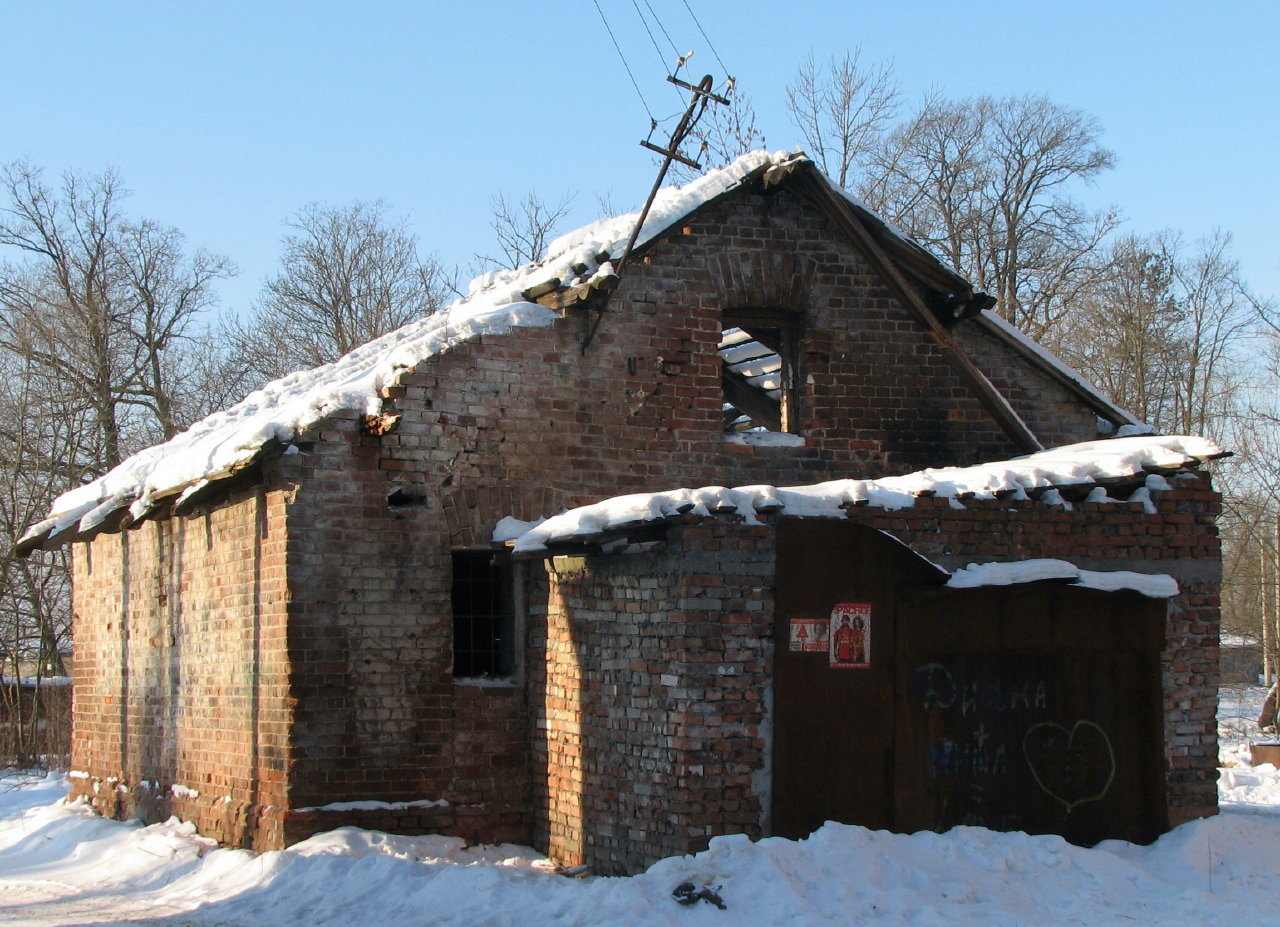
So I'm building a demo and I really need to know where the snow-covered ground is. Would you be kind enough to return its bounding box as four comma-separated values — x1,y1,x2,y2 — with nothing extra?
2,690,1279,926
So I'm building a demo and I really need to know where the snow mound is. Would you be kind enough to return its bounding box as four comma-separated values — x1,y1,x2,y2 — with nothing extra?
4,769,1280,925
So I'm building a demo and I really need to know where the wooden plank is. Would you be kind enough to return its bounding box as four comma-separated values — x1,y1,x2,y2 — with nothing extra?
791,170,1043,454
722,365,782,432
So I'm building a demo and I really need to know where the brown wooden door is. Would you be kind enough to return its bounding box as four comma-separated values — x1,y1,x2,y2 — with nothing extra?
893,583,1168,845
772,520,944,839
773,520,1169,847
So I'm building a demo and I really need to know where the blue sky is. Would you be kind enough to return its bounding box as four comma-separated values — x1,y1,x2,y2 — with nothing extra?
3,1,1276,318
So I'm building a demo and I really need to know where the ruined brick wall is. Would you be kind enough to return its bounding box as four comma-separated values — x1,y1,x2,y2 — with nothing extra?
271,409,530,848
64,175,1128,853
261,183,1096,846
952,319,1105,449
69,482,291,850
527,471,1220,873
527,525,775,876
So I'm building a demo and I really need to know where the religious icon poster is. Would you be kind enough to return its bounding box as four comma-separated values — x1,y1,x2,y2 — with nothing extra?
788,617,828,653
829,602,872,668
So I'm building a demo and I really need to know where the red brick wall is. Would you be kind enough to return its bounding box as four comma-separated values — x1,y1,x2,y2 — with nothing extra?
66,177,1133,852
253,184,1108,844
70,483,291,850
953,320,1115,450
528,472,1220,874
528,528,774,874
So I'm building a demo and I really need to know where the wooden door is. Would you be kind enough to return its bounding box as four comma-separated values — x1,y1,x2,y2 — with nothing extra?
771,520,944,839
773,520,1169,847
894,583,1168,845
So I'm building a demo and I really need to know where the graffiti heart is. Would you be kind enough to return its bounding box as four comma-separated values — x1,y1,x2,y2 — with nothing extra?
1021,720,1116,814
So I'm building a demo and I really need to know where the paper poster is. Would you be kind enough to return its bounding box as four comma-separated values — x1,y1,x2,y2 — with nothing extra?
829,602,871,668
788,617,828,653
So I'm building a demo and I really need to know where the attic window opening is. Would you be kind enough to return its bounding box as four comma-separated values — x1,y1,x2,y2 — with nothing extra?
720,309,801,434
451,549,516,679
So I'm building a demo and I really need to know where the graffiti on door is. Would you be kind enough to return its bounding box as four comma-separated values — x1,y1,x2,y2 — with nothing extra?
1022,720,1116,813
907,659,1116,828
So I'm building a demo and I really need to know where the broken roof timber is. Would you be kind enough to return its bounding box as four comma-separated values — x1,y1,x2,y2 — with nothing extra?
786,166,1044,454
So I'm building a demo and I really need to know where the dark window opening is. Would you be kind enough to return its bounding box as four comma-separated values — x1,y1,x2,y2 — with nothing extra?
720,308,802,434
451,550,516,678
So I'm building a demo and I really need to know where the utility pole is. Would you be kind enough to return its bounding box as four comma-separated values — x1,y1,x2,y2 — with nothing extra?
1264,529,1272,685
616,74,728,273
582,72,728,353
1274,511,1280,685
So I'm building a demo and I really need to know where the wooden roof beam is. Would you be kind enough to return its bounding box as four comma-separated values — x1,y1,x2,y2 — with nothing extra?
791,169,1043,455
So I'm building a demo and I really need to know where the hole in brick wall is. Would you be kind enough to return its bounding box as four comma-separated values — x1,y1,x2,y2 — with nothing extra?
388,488,427,508
721,309,802,434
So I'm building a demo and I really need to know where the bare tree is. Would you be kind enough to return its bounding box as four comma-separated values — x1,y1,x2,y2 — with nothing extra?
114,221,234,440
474,192,574,272
0,161,232,469
0,163,233,766
235,201,449,382
786,49,900,189
671,87,767,183
1057,231,1256,436
862,95,1119,340
1054,235,1183,426
0,338,89,767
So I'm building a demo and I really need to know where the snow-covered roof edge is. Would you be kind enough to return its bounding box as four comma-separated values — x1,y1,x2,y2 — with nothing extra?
19,151,805,552
501,434,1224,553
19,147,1141,553
947,560,1179,598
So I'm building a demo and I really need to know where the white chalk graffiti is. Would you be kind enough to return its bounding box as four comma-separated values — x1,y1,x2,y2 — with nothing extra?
1022,720,1116,814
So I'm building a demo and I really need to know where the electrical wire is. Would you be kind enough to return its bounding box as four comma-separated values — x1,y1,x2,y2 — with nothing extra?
640,0,682,63
593,0,656,124
630,0,679,92
680,0,731,83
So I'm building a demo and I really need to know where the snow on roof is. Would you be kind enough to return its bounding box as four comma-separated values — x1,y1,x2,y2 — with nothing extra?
21,150,801,550
20,147,1164,552
504,434,1223,553
946,559,1179,598
1222,634,1260,649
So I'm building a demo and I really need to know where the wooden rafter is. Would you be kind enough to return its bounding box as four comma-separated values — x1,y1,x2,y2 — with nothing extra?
789,169,1044,454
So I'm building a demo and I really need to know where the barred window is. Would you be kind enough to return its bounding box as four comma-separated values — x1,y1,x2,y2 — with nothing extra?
451,550,516,678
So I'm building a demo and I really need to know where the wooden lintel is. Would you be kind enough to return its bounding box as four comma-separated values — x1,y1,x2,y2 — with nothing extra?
722,366,782,433
762,159,805,187
535,274,620,313
522,278,561,301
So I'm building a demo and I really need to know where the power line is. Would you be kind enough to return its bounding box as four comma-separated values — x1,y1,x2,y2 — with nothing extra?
640,0,682,63
593,0,656,124
629,0,678,90
680,0,731,83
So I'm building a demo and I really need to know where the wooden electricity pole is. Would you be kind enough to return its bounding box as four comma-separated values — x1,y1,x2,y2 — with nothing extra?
1264,531,1272,685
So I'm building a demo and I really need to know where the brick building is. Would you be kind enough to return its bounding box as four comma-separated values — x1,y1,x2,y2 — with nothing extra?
19,152,1223,875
